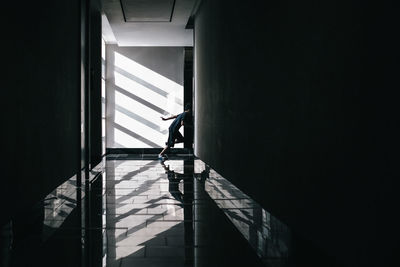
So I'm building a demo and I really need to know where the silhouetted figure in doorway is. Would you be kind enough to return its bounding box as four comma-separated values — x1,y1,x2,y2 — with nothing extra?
158,103,191,160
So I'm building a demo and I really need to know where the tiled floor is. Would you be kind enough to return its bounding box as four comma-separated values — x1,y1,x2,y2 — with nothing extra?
103,159,192,267
101,156,289,267
1,155,293,267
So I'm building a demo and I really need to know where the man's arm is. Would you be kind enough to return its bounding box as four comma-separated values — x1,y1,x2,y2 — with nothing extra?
161,114,178,121
180,111,188,126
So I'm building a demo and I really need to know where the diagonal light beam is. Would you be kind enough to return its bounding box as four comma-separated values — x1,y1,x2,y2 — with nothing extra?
114,52,183,99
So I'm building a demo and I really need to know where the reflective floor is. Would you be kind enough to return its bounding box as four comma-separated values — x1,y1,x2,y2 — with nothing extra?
1,155,333,267
102,157,272,267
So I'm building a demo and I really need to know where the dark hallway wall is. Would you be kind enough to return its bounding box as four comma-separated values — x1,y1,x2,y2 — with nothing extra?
90,0,103,166
194,0,399,266
1,0,100,226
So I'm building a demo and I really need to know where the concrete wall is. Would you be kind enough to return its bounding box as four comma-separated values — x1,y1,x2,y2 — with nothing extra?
1,0,81,225
106,46,184,148
1,0,103,227
90,0,103,166
194,0,399,266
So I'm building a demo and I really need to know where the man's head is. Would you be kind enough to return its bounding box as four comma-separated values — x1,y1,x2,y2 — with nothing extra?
184,103,192,112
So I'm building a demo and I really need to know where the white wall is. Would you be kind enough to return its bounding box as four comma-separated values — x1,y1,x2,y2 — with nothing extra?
106,46,184,148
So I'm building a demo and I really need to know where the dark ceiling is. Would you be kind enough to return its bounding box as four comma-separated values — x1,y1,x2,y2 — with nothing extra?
120,0,176,22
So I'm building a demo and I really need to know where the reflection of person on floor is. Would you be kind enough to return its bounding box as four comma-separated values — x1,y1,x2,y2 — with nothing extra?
160,161,184,203
160,161,211,204
158,103,192,160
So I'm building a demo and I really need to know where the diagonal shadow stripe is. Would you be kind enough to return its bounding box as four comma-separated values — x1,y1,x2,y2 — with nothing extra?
114,67,184,107
113,196,183,243
111,122,162,148
115,177,161,204
112,161,158,185
115,66,169,98
114,213,165,243
114,103,168,135
224,209,253,226
57,194,77,204
175,96,183,106
114,200,174,222
114,84,168,115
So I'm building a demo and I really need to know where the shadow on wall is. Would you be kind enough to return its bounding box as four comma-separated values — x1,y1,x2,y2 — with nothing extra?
106,49,184,148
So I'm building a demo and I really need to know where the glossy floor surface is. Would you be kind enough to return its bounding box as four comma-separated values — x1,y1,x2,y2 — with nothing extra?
2,155,327,267
102,157,269,267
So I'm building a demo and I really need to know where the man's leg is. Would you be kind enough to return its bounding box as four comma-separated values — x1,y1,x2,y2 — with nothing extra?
160,130,174,158
159,145,169,158
174,131,184,144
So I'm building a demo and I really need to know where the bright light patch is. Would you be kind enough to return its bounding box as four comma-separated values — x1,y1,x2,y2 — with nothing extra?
115,91,163,125
110,51,184,148
114,110,165,146
114,52,183,99
102,39,106,60
114,128,150,148
114,72,171,113
102,119,106,139
115,246,144,260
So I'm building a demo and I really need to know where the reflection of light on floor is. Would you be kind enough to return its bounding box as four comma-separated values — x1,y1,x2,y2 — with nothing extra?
111,203,182,260
43,174,79,241
115,245,144,259
106,160,184,260
195,159,291,260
